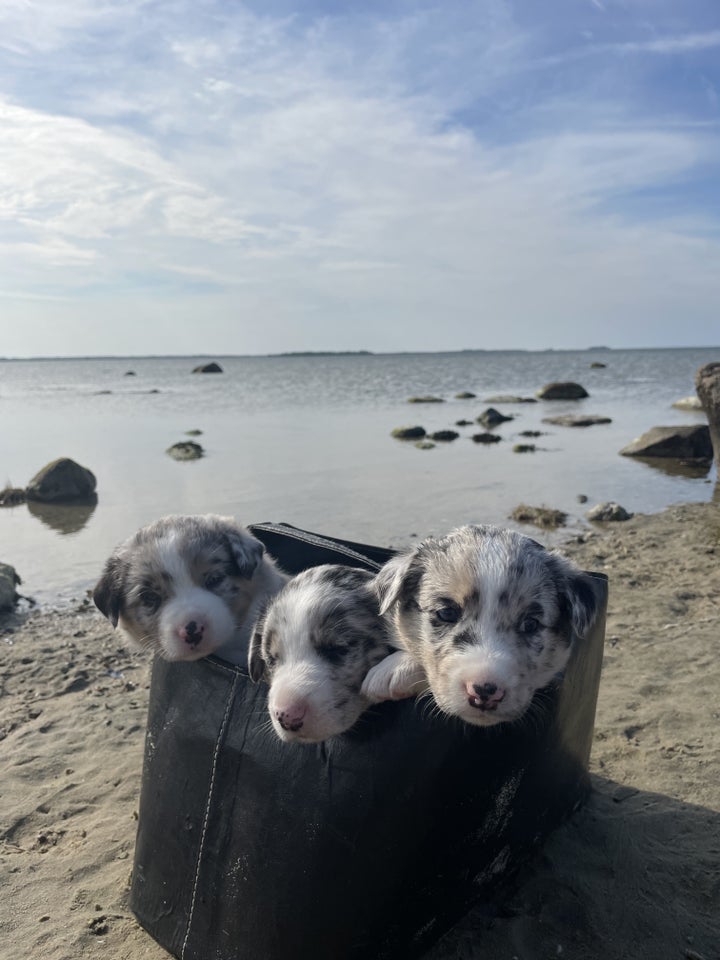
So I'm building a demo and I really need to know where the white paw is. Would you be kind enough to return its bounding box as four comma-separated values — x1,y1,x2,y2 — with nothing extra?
362,651,427,702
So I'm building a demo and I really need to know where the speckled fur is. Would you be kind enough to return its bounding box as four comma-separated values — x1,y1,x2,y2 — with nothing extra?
364,525,598,727
93,514,287,663
249,564,392,743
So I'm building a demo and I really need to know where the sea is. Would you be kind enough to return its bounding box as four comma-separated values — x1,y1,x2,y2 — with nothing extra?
1,348,717,606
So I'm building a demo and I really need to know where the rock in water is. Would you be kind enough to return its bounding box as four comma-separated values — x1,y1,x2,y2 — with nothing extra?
695,362,720,467
192,362,223,373
619,425,712,460
166,441,204,461
26,458,97,502
391,426,426,440
477,407,513,428
536,382,589,400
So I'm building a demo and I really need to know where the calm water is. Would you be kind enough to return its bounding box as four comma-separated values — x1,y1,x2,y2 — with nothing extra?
1,348,717,605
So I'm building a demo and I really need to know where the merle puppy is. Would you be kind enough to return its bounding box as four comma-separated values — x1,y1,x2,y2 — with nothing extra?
93,514,287,663
249,564,392,743
362,525,599,727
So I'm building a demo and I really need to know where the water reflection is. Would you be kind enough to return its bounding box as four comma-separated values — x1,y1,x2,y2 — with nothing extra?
26,495,98,534
628,456,712,479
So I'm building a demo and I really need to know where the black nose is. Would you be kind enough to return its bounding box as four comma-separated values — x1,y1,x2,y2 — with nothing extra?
473,682,497,700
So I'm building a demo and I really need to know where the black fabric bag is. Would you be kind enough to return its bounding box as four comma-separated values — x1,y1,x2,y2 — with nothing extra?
129,524,607,960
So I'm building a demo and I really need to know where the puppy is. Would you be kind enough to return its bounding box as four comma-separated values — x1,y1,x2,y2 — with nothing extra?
249,565,392,743
362,525,598,727
93,514,287,663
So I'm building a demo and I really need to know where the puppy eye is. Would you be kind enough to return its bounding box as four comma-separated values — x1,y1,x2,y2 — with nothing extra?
205,571,225,590
140,590,161,612
265,652,278,668
436,604,461,624
519,616,541,635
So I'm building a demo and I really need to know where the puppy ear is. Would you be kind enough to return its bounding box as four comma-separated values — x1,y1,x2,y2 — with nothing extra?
248,623,267,683
564,570,599,639
223,526,265,579
373,550,423,616
93,555,128,628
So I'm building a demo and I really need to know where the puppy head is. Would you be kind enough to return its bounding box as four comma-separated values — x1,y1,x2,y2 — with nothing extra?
374,525,598,727
93,514,266,661
249,565,391,743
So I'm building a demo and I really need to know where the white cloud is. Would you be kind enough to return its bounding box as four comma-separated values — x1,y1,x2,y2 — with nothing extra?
0,2,718,353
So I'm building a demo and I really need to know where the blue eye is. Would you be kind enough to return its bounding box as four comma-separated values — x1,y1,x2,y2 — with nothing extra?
205,571,225,590
436,604,461,624
519,616,541,635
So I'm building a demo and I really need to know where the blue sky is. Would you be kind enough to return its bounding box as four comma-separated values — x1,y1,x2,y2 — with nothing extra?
1,0,719,355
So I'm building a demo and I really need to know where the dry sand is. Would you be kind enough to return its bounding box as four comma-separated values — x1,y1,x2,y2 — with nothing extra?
1,501,719,960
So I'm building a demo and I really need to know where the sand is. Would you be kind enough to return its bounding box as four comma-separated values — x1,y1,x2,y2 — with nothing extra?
1,501,719,960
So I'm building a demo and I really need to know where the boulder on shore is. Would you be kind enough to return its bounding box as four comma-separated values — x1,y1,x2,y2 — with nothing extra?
454,391,476,399
0,487,26,506
26,458,97,503
586,502,633,522
620,425,712,460
536,382,589,400
542,415,611,428
695,362,720,468
192,362,223,373
167,441,204,461
0,562,21,610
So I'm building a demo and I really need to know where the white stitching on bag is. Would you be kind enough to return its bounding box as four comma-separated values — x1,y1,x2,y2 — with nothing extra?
181,671,239,959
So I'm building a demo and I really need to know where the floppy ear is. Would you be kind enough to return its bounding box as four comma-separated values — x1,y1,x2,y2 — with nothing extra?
564,570,599,640
223,525,265,579
373,550,424,616
248,622,267,683
93,554,128,628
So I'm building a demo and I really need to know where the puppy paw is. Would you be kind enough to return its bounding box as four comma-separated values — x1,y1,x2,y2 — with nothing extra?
362,651,427,702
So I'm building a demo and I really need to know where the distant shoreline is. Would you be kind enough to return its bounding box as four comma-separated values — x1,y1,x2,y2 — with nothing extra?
1,344,719,362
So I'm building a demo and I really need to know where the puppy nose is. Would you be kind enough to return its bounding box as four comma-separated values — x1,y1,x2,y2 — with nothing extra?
179,620,204,646
276,706,307,733
466,681,506,710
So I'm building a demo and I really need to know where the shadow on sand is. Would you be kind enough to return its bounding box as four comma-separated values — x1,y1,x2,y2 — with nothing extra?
429,774,719,960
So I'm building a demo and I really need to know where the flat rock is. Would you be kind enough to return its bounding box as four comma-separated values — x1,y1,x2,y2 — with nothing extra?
586,502,633,522
428,430,459,442
26,458,97,503
542,415,612,427
0,562,21,610
392,426,426,440
414,440,436,450
620,425,712,459
454,391,476,399
407,395,445,404
484,395,537,404
472,432,502,444
536,382,589,400
671,396,703,411
513,444,536,453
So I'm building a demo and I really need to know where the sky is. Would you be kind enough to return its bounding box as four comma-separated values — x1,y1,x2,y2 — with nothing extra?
1,0,719,356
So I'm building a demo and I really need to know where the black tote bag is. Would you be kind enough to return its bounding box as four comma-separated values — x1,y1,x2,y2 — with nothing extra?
129,523,608,960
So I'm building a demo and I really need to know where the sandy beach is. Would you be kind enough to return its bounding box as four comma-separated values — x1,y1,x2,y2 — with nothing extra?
1,501,719,960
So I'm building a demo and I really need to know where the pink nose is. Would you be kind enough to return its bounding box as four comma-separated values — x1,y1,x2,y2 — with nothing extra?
466,681,506,711
275,703,308,733
178,620,205,647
